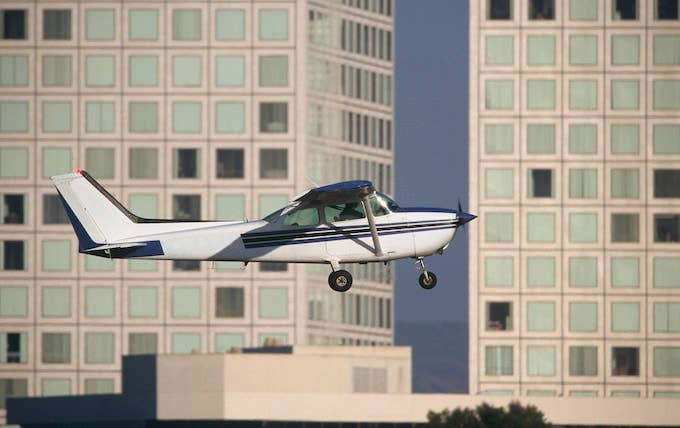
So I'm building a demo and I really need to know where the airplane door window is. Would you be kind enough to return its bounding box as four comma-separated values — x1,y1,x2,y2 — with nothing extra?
324,203,366,223
282,207,319,226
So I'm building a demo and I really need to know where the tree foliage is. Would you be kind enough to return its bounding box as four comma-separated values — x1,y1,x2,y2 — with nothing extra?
427,401,551,428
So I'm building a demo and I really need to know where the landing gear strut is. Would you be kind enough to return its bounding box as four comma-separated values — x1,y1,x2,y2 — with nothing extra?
416,257,437,289
328,269,353,292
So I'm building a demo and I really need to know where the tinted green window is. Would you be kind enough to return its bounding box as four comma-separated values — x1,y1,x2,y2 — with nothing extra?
653,35,680,65
527,35,554,66
611,169,639,198
612,80,639,110
85,332,114,364
86,102,114,133
85,255,113,272
0,148,28,178
216,56,245,87
485,257,513,287
172,333,201,354
215,102,245,133
216,10,245,41
569,302,597,332
128,194,158,218
259,194,288,218
42,240,71,271
527,302,555,332
485,168,513,198
129,102,158,132
173,10,201,41
485,35,513,66
485,80,513,110
653,125,680,154
215,195,245,221
129,148,158,179
527,257,555,288
611,124,639,154
42,379,71,397
654,258,680,288
527,124,555,154
129,9,158,40
612,35,640,65
172,287,201,318
215,333,245,352
0,102,28,132
43,102,71,133
42,287,71,317
86,287,114,318
0,287,27,317
485,213,513,243
569,124,597,154
258,333,288,346
654,347,680,377
86,9,115,41
569,346,598,376
260,55,288,87
654,80,680,110
259,9,288,40
484,124,513,154
86,56,115,86
569,169,597,198
569,257,598,287
527,213,555,243
611,257,639,288
42,55,71,86
259,287,288,318
0,55,29,86
527,80,555,110
570,0,598,20
569,213,598,243
527,346,555,376
172,102,201,133
611,302,639,332
569,80,598,110
129,56,158,87
86,148,115,179
654,303,680,332
128,287,157,318
485,346,513,375
570,35,598,65
172,56,201,87
85,379,114,394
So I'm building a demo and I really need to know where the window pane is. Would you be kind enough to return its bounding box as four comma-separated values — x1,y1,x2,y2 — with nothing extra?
654,169,680,198
86,148,115,179
259,287,288,318
42,379,71,396
85,332,114,364
128,194,158,218
527,80,555,110
129,9,157,40
485,168,513,198
656,0,680,19
216,195,245,221
487,0,513,19
527,346,555,376
172,333,201,354
86,287,114,318
260,55,288,87
173,195,201,220
42,287,70,317
216,149,244,179
611,302,640,332
654,302,680,332
129,56,158,87
0,55,28,86
569,302,597,332
86,55,115,87
654,347,680,377
215,333,245,352
172,149,199,178
216,56,245,87
2,240,25,270
527,257,555,288
129,332,157,355
612,0,638,20
528,169,552,197
527,301,555,331
215,102,245,133
129,287,157,318
611,124,639,154
654,35,680,65
215,287,244,318
0,148,27,178
527,35,554,65
43,10,71,40
129,148,158,179
43,102,71,133
612,35,640,65
85,379,114,394
569,124,597,154
42,240,71,271
259,9,288,40
0,287,27,317
1,10,27,40
569,257,598,287
1,194,25,224
569,168,597,198
653,124,680,154
486,35,513,66
612,80,639,110
612,257,639,288
173,55,201,87
86,9,115,41
172,287,200,318
569,346,598,376
611,213,639,242
569,213,597,242
42,332,70,363
527,124,555,154
216,10,245,41
654,80,680,110
485,124,513,154
654,257,680,288
485,212,513,243
172,102,201,133
129,102,158,132
486,302,513,330
570,0,598,20
0,102,28,132
42,55,71,86
485,80,513,110
259,333,288,346
528,0,555,19
611,168,639,198
569,79,598,110
259,194,288,218
485,257,513,287
485,345,513,375
527,213,555,243
570,35,598,65
259,102,288,133
85,255,113,272
85,102,115,133
173,10,201,41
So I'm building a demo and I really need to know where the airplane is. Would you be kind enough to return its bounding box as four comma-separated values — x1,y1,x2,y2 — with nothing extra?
52,169,476,292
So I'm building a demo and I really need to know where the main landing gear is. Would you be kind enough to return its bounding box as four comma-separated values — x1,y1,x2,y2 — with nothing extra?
416,257,437,289
328,269,353,292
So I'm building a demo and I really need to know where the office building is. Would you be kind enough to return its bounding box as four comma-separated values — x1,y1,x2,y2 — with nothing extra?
0,0,394,421
470,0,680,397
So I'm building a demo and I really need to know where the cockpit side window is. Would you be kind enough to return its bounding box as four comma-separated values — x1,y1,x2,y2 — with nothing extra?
282,207,319,226
369,195,389,217
324,202,366,223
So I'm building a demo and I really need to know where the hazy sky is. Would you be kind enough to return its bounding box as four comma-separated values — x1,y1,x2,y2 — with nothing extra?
393,0,470,323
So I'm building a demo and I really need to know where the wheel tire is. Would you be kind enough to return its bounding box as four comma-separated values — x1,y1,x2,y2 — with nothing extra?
419,272,438,289
328,270,353,292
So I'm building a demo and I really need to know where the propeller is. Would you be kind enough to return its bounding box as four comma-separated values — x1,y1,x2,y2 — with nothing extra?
456,197,476,239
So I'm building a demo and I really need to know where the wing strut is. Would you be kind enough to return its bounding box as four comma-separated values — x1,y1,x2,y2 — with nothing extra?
361,195,384,257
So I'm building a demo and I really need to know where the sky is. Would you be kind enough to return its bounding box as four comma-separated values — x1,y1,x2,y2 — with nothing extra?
393,0,470,323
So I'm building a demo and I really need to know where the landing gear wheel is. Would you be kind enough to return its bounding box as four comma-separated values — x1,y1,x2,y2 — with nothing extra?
328,270,353,292
419,271,438,289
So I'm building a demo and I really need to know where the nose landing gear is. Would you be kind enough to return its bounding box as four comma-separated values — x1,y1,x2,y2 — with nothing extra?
416,257,437,289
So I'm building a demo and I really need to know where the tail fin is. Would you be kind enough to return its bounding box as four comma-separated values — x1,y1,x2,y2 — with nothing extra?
52,170,136,252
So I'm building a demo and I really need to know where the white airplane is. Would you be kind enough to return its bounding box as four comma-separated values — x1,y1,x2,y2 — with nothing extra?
52,170,476,292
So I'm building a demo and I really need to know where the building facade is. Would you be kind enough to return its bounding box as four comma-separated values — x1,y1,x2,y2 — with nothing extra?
0,0,394,419
470,0,680,397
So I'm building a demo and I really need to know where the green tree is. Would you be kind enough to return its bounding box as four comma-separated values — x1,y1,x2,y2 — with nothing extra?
427,401,551,428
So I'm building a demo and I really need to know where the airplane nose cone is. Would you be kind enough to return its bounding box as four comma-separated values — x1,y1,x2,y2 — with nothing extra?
458,211,477,225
